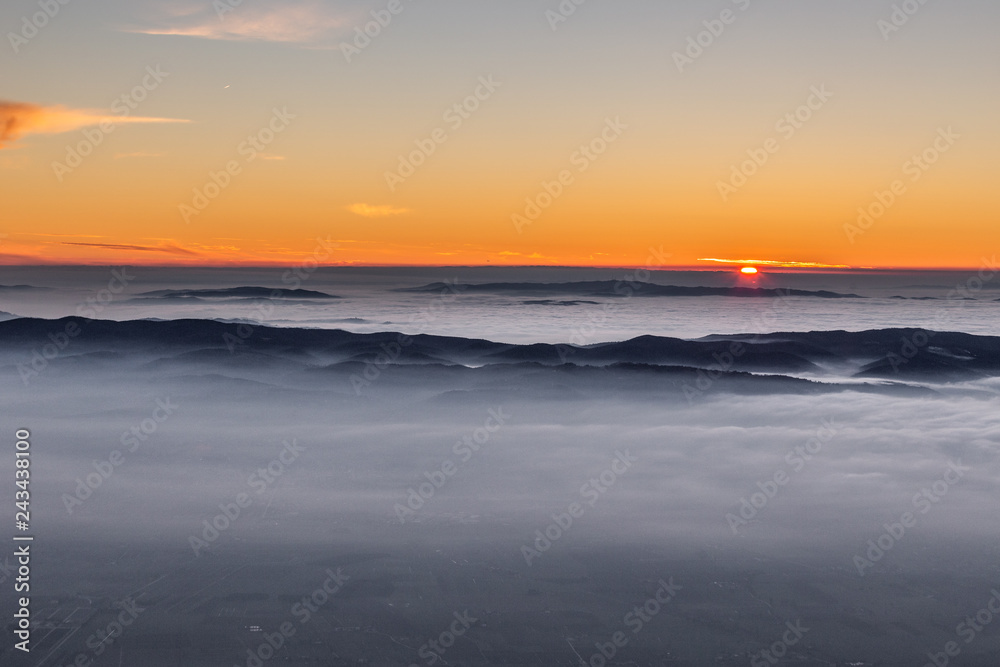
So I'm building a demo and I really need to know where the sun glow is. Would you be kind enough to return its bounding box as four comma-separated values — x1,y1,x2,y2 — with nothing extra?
740,267,759,275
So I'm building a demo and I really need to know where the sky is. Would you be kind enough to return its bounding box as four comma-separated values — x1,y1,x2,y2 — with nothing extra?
1,0,998,269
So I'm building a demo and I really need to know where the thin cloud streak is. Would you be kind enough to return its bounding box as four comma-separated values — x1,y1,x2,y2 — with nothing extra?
347,203,411,218
123,1,356,44
698,257,852,269
61,242,199,256
0,101,190,148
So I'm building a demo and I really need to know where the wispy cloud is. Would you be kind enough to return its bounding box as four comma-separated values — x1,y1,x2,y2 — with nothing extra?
0,101,189,149
123,1,356,44
61,242,199,256
347,203,411,218
499,251,546,259
698,257,851,269
22,233,108,239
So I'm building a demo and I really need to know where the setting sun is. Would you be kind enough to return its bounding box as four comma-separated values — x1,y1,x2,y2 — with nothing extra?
740,267,759,275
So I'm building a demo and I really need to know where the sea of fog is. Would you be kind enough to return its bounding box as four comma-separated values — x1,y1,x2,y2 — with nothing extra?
1,265,998,342
1,265,999,665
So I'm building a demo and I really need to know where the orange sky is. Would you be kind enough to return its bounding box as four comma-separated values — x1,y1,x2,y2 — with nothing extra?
1,1,997,269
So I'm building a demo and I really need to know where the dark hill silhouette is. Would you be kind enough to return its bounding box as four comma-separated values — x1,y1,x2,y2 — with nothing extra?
138,287,340,299
398,281,863,299
1,318,996,383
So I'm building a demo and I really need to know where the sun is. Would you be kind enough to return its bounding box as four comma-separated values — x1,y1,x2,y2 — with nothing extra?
740,267,759,275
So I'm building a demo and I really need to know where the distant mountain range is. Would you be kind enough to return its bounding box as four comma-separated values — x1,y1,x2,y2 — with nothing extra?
1,317,996,387
137,287,340,299
398,281,864,299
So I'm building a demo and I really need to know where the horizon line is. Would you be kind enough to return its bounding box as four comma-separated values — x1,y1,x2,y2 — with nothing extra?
0,262,992,273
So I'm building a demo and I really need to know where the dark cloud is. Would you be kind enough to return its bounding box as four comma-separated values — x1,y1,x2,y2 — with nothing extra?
61,242,199,255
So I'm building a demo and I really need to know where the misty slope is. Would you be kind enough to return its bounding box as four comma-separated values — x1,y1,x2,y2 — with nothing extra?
2,316,999,667
1,318,998,393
